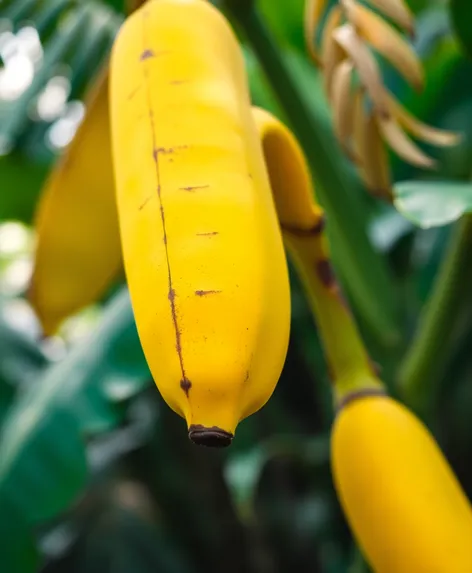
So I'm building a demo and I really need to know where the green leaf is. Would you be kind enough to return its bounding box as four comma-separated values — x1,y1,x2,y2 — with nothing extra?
77,505,195,573
0,3,91,147
394,180,472,228
0,287,150,565
0,153,49,223
450,0,472,59
0,498,39,572
0,312,48,424
225,435,329,523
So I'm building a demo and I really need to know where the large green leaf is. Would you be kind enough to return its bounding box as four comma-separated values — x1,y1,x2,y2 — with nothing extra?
394,180,472,228
0,287,150,572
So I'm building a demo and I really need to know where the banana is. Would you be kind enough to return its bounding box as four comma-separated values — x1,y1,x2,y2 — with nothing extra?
354,101,392,200
385,89,461,147
333,24,388,116
110,0,291,447
251,106,381,399
342,0,423,91
331,59,358,161
251,106,472,573
365,0,414,36
304,0,329,66
332,394,472,573
378,114,436,169
321,5,344,99
29,67,122,336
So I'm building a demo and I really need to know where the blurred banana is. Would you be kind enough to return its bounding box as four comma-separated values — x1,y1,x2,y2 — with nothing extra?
321,5,344,99
365,0,413,35
333,395,472,573
304,0,329,65
110,0,291,446
353,99,392,200
333,24,388,116
331,60,358,161
342,0,423,91
29,67,122,336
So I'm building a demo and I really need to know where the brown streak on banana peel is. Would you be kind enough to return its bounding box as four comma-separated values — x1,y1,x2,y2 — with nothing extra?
138,196,152,211
141,11,190,397
179,185,210,191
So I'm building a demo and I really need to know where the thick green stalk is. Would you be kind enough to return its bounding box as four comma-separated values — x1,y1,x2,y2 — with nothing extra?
398,214,472,414
222,1,400,346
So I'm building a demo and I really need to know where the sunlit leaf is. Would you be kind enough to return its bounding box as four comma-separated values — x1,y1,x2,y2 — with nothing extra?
394,180,472,228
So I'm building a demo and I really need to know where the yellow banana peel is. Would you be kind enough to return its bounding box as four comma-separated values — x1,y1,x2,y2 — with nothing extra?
28,67,122,336
110,0,291,445
333,395,472,573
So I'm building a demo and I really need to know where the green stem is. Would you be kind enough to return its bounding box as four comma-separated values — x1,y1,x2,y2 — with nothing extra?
285,231,384,406
223,1,400,346
398,214,472,414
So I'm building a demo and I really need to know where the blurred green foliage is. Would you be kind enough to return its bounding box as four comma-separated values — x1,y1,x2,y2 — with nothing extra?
0,0,472,572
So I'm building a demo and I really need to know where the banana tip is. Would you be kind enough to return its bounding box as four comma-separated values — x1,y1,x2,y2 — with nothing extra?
188,425,234,448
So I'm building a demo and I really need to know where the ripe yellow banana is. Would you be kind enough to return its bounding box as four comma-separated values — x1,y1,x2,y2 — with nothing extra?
29,67,122,336
251,105,472,573
332,394,472,573
251,106,380,400
110,0,291,446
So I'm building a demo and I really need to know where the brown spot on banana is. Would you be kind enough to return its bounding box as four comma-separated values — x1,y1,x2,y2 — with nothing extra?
140,49,155,61
179,185,210,192
138,196,152,211
195,290,222,296
196,231,219,236
180,377,192,396
127,85,142,100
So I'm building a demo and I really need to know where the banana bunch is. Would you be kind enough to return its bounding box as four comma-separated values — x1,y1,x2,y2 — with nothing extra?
304,0,460,200
28,2,472,566
256,104,472,572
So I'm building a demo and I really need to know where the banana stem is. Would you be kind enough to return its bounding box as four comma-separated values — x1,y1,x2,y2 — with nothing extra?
284,227,384,406
222,1,400,347
398,214,472,415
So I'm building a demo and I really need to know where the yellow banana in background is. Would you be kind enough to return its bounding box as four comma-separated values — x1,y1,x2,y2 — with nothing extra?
253,106,472,572
109,0,291,446
333,395,472,573
28,67,122,336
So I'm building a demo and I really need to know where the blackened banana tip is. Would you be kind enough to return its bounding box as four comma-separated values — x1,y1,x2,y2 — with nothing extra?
188,425,233,448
